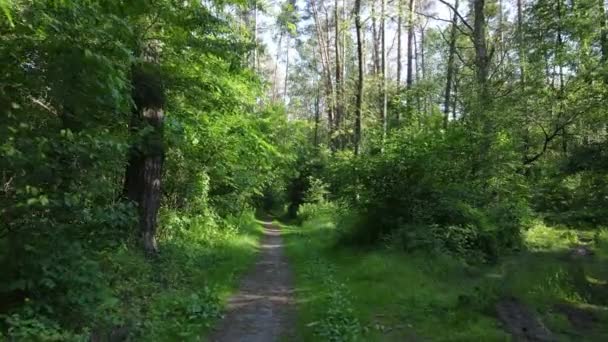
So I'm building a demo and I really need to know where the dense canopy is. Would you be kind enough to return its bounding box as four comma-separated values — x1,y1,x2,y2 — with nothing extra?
1,0,607,340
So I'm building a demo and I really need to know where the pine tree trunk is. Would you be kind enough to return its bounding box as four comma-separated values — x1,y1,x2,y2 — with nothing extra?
354,0,364,155
314,86,320,147
381,0,387,141
397,0,403,85
406,0,415,117
334,0,343,148
406,0,415,88
311,0,335,146
272,33,284,101
443,0,459,127
284,36,290,103
473,0,489,116
253,1,258,71
601,0,608,64
372,1,380,75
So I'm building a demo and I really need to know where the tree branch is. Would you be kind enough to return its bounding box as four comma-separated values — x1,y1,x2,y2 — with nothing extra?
438,0,473,32
524,113,581,165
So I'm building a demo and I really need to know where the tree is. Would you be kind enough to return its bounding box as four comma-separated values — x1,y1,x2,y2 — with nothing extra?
443,0,459,127
381,0,388,141
123,41,166,254
354,0,364,155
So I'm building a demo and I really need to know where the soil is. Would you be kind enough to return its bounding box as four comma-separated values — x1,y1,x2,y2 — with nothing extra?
209,221,296,342
496,296,555,341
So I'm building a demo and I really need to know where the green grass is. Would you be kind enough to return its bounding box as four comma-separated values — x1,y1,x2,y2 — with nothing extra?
133,212,266,341
283,216,608,341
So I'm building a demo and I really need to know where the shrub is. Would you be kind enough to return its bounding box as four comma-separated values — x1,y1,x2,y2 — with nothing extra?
328,127,528,261
297,202,337,224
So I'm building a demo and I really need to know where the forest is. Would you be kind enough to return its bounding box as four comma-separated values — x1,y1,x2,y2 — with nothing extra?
1,0,607,340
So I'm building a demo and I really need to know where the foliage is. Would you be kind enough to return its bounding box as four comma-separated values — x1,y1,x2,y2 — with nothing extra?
2,0,608,339
0,0,300,338
322,127,529,261
284,212,608,341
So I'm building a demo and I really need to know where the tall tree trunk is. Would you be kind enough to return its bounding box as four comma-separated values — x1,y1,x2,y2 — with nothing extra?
272,33,284,101
498,0,504,61
123,43,165,254
517,0,525,84
443,0,459,127
557,0,564,93
324,7,337,140
381,0,387,139
354,0,364,156
601,0,608,64
473,0,489,112
406,0,415,88
517,0,531,163
284,36,290,103
311,0,336,145
372,1,380,75
397,0,403,85
396,0,403,123
556,0,566,152
471,0,494,175
414,33,422,115
314,85,320,146
342,0,347,83
420,23,427,114
452,71,459,120
420,25,426,81
406,0,415,117
334,0,343,148
253,0,258,72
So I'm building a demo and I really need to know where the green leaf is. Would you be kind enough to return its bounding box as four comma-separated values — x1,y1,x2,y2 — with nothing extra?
0,0,13,27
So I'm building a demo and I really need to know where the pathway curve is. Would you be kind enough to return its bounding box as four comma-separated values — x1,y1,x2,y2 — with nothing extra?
209,220,296,342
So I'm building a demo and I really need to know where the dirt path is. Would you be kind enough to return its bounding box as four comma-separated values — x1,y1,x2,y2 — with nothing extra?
209,220,296,342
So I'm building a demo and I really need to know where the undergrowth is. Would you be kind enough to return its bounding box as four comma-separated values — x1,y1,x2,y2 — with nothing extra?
0,210,263,341
284,204,608,341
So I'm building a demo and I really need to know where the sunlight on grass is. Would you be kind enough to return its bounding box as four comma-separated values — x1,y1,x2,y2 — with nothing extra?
284,214,608,341
524,220,580,251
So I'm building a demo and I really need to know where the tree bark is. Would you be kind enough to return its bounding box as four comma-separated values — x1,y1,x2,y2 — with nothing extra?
123,42,165,254
354,0,364,156
334,0,343,148
443,0,459,128
601,0,608,64
284,36,290,103
517,0,531,162
420,25,426,81
405,0,415,117
517,0,525,84
472,0,492,174
397,0,403,85
419,22,427,114
406,0,415,88
311,0,336,145
372,1,380,75
381,0,387,141
253,0,258,72
473,0,488,98
314,86,320,146
272,33,284,101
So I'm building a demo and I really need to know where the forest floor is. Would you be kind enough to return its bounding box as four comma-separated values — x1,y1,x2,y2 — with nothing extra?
209,220,297,342
282,216,608,341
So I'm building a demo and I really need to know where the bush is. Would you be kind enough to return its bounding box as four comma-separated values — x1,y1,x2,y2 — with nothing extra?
297,202,338,224
327,127,528,261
